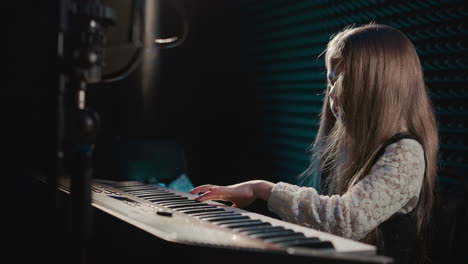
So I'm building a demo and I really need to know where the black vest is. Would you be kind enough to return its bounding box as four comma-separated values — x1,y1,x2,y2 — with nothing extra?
373,133,426,264
319,133,426,263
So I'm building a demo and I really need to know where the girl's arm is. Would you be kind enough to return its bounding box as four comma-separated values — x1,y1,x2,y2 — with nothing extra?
190,139,425,241
267,139,425,240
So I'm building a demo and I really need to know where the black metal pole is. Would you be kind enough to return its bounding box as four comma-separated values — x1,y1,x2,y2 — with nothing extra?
55,1,115,262
70,90,99,263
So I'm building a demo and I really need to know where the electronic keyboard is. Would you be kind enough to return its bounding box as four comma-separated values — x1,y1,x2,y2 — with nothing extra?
56,178,393,263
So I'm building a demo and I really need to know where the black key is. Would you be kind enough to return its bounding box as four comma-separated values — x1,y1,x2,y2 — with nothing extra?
214,218,254,225
118,183,146,186
191,211,236,217
205,215,250,223
130,193,162,197
134,193,175,198
279,236,319,244
157,200,200,206
149,194,182,197
127,190,170,195
149,197,188,202
237,226,286,235
182,208,226,214
118,186,163,192
263,233,306,243
128,192,171,197
204,215,250,222
166,203,207,209
113,182,146,186
114,184,148,188
279,238,335,249
249,230,298,239
220,220,272,229
118,187,160,192
176,205,218,212
197,212,242,219
127,189,169,193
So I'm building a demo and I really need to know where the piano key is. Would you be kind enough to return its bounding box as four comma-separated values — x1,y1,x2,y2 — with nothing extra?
197,212,242,219
203,215,250,222
277,237,319,247
220,220,272,229
148,194,184,198
206,216,251,224
190,210,237,217
148,197,189,202
116,183,146,187
128,192,172,197
214,218,256,224
113,183,148,188
138,195,175,200
182,208,226,214
279,238,335,249
166,203,208,209
127,189,170,193
249,230,298,239
157,200,201,206
236,226,286,234
118,186,161,191
134,193,176,198
175,205,218,212
263,234,306,244
127,190,171,195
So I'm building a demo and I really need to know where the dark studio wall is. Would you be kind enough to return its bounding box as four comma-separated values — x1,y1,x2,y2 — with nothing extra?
8,1,58,182
241,1,468,263
87,0,270,187
8,0,270,189
9,0,468,203
242,0,468,188
7,0,468,263
8,0,268,259
9,0,467,212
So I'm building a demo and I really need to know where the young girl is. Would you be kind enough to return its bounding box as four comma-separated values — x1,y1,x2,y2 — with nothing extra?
190,23,438,263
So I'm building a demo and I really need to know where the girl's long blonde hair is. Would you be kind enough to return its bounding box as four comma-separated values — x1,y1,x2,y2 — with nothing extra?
301,23,438,252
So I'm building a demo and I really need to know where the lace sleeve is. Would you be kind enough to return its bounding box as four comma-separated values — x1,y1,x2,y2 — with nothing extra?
267,139,425,240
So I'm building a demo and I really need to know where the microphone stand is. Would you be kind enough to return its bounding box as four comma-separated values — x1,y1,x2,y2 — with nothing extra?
54,1,115,263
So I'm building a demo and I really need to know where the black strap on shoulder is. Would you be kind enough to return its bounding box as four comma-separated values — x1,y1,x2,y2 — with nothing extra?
372,132,421,171
375,132,426,263
371,132,420,168
373,132,427,180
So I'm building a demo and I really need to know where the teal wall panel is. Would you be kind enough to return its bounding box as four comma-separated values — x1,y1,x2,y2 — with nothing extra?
245,0,468,187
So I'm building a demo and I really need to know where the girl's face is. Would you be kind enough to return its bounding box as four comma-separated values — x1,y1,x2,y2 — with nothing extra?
327,68,340,120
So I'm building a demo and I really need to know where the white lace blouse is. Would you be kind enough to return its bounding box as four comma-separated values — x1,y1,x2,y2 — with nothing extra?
267,139,425,241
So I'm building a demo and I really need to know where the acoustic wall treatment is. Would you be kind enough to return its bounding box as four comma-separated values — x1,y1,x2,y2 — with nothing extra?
244,0,468,188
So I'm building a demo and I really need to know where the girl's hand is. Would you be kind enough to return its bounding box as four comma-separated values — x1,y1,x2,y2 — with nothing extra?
189,180,274,208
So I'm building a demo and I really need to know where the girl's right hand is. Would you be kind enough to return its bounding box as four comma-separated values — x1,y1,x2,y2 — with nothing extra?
189,180,274,208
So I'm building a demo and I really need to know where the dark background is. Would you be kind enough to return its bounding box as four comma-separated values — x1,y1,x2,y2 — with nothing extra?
8,0,271,188
7,0,467,263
